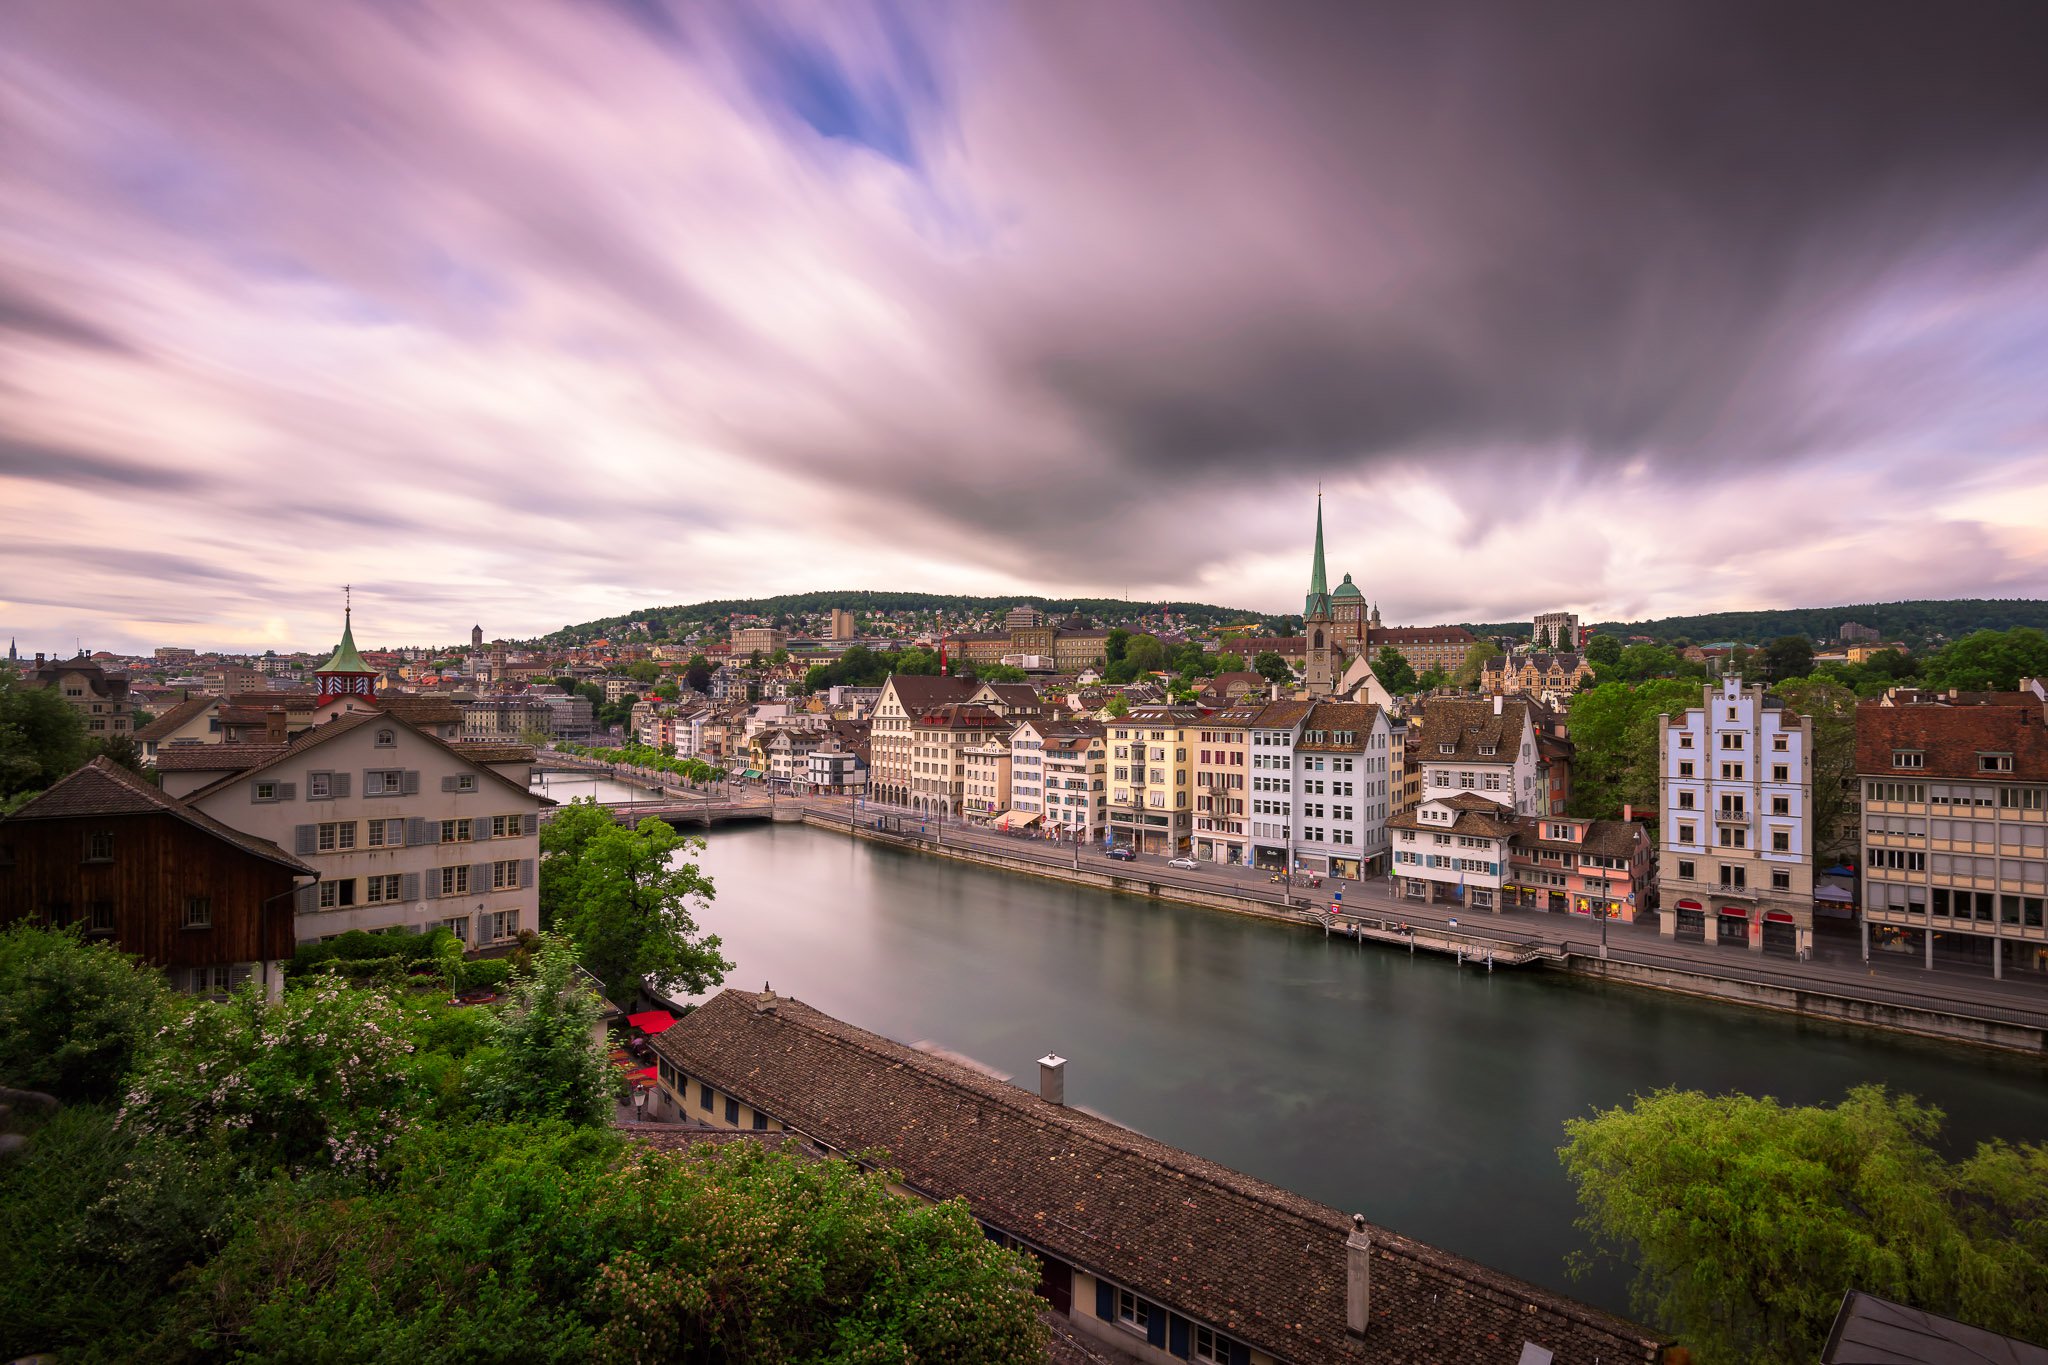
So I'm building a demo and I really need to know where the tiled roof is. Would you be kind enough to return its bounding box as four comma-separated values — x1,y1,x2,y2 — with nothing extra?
1389,792,1520,840
375,694,465,725
133,694,214,743
155,742,291,772
652,991,1662,1365
1855,700,2048,782
1513,815,1647,862
3,757,313,873
883,675,977,709
1412,698,1532,762
1251,700,1312,730
1371,626,1477,645
1297,702,1382,750
181,711,550,806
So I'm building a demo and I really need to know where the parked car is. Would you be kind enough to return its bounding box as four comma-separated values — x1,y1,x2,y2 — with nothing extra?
1106,846,1137,861
1166,856,1199,870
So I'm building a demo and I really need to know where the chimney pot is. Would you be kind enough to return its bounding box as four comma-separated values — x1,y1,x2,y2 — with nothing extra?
1493,694,1503,716
1346,1213,1372,1337
1038,1053,1066,1106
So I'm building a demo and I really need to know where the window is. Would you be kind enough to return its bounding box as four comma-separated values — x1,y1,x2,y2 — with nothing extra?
308,771,331,799
1193,1326,1238,1363
1980,753,2014,773
1676,859,1695,880
367,818,402,848
699,1083,713,1112
1892,750,1924,770
365,769,405,796
1678,824,1695,843
725,1097,739,1125
317,821,357,852
317,878,358,908
85,830,114,862
1115,1289,1150,1333
488,910,518,941
439,865,470,896
751,1110,768,1131
180,897,212,928
1678,761,1694,778
255,781,279,801
1773,734,1788,751
375,729,397,748
1771,830,1789,852
1721,763,1744,780
1719,827,1746,848
365,874,403,904
89,900,115,932
440,819,472,844
1772,796,1790,816
1772,868,1790,891
1721,733,1742,750
1679,734,1693,749
1720,865,1746,889
2001,788,2045,811
491,859,520,889
1677,791,1695,809
443,916,468,942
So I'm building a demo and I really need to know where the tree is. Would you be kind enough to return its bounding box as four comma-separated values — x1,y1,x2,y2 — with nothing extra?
1104,628,1131,666
1415,668,1449,693
0,923,168,1104
1921,627,2048,693
1253,651,1294,686
1103,694,1130,717
1773,677,1859,859
802,663,830,694
1214,652,1247,674
1566,679,1700,820
1761,635,1815,683
538,798,618,932
1561,1085,2048,1364
977,662,1028,683
0,666,86,805
684,658,713,693
768,647,790,668
748,648,765,669
1454,640,1502,689
1123,634,1166,673
624,660,661,684
554,817,731,1007
464,934,613,1126
1584,633,1623,668
1374,647,1417,695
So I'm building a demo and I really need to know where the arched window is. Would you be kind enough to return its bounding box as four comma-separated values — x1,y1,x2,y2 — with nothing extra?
1313,630,1324,649
375,729,396,748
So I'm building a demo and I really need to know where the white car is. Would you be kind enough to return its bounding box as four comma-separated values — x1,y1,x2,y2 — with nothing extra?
1166,856,1199,870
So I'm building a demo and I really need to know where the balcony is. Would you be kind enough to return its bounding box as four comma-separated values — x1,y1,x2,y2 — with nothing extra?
1714,808,1751,826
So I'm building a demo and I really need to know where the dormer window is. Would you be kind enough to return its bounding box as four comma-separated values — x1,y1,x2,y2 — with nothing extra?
1439,742,1455,754
1892,750,1924,770
1979,753,2013,773
375,729,397,748
1479,744,1496,756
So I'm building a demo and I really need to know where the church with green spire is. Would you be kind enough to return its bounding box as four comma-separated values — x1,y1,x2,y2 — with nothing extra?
314,591,378,703
1299,494,1382,696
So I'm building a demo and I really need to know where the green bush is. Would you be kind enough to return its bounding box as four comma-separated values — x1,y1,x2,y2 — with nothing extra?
0,922,169,1103
457,957,514,991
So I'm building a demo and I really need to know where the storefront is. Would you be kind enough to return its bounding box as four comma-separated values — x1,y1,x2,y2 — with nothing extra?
1761,910,1799,955
1716,906,1751,947
1672,899,1705,941
1330,856,1362,880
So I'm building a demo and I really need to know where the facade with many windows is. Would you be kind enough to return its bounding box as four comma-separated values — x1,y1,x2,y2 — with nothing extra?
158,712,545,945
1192,706,1259,865
1288,702,1394,879
1657,677,1814,955
1855,689,2048,979
1247,702,1311,870
866,674,975,808
1108,706,1202,855
1389,793,1516,909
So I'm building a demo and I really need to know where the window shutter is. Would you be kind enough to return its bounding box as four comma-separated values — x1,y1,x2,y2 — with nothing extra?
1096,1281,1114,1322
401,872,420,902
277,782,297,801
294,824,317,856
424,870,441,900
408,817,433,845
401,770,420,796
523,812,538,836
1168,1317,1189,1360
1146,1305,1166,1350
294,883,318,914
441,775,460,793
472,820,492,843
520,858,534,889
331,772,351,799
470,861,491,891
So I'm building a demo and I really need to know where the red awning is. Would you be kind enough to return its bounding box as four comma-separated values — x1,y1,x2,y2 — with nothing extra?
1675,899,1702,911
629,1065,656,1079
626,1010,675,1034
1765,911,1796,923
1718,906,1750,918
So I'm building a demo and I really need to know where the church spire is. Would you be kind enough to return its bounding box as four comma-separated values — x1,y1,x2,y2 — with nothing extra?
1304,490,1330,619
315,586,376,701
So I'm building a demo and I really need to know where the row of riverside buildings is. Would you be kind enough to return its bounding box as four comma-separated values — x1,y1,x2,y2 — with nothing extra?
1,609,547,998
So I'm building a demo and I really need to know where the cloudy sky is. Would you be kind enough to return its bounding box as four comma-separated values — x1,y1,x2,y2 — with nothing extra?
5,0,2048,654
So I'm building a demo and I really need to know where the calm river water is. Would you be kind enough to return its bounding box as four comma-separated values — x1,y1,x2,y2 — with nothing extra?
539,774,2048,1316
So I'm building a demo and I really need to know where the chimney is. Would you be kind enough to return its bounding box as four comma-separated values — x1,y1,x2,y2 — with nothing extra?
1345,1213,1372,1337
756,982,777,1014
1038,1053,1066,1105
265,708,287,744
1492,694,1503,716
1622,802,1633,823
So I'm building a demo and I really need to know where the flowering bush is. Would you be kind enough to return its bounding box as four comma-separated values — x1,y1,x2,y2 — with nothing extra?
119,981,423,1177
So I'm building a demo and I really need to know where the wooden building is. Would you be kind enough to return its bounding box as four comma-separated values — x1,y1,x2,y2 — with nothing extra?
0,757,312,998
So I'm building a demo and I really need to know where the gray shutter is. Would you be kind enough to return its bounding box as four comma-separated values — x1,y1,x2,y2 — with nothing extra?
401,770,421,796
400,871,420,902
523,812,538,836
331,772,351,799
520,858,534,888
471,819,492,843
441,775,459,793
276,781,297,801
293,824,317,856
424,869,441,900
308,773,330,802
470,861,491,893
408,817,433,845
294,883,318,913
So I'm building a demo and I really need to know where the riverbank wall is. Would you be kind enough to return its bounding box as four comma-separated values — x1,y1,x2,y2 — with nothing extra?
800,812,2048,1059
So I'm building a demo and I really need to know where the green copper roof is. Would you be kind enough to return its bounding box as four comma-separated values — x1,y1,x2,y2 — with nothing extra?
316,612,373,675
1304,493,1329,618
1332,571,1363,599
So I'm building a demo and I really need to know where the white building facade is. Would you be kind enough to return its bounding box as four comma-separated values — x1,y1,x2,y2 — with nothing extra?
1289,702,1394,880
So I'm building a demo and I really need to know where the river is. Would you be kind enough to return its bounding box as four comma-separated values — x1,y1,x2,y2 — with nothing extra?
537,773,2048,1317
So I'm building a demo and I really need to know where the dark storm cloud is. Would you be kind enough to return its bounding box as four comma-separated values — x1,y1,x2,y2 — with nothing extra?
0,280,133,353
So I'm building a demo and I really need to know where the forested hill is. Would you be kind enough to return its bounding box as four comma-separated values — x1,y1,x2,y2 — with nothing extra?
1582,600,2048,648
548,590,1272,644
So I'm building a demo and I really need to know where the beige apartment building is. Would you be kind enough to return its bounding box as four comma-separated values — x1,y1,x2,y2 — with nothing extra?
1192,704,1259,865
867,675,975,808
908,704,1011,818
1039,722,1107,842
158,712,545,946
962,737,1013,821
1109,705,1203,855
1855,689,2048,979
25,654,133,739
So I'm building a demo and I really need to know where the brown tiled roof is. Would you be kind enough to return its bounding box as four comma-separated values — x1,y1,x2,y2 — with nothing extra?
3,757,313,873
455,742,539,763
1297,702,1382,750
155,742,291,773
1855,700,2048,781
652,991,1661,1365
1388,792,1520,840
1252,700,1312,729
133,694,215,743
1412,698,1532,761
911,702,1011,731
1513,815,1647,862
182,711,550,806
884,675,977,709
376,694,465,725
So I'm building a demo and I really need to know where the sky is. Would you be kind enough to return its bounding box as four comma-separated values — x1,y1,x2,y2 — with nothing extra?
5,0,2048,655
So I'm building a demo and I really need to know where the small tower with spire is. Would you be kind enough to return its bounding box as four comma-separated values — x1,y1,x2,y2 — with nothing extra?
1303,492,1336,696
315,587,378,704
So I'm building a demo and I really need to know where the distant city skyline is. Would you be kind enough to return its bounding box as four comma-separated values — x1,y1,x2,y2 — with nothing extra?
5,1,2048,655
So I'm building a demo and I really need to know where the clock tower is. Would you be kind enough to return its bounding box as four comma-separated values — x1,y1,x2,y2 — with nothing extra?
314,589,378,704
